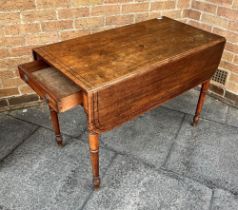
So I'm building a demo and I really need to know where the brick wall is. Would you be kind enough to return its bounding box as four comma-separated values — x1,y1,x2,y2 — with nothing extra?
185,0,238,105
0,0,237,111
0,0,190,111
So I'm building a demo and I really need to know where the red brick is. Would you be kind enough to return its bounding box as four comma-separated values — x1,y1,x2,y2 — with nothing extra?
213,27,238,43
177,0,190,8
0,57,32,70
226,81,238,93
0,88,19,97
41,20,73,31
162,10,182,19
75,17,104,29
106,15,134,25
25,33,59,45
10,46,33,57
22,10,56,22
0,70,15,79
71,0,102,6
91,26,114,33
2,78,24,88
60,30,90,40
228,21,238,32
225,42,238,54
201,14,229,28
222,50,234,62
192,1,217,13
220,60,238,74
4,23,41,35
183,9,201,20
151,1,175,11
234,55,238,65
35,0,70,8
0,12,20,25
229,73,238,83
233,0,238,9
0,30,4,37
149,12,162,19
207,0,233,6
0,36,25,47
188,20,212,32
91,5,120,16
58,8,89,19
19,85,34,94
104,0,132,3
134,13,150,23
0,0,35,11
0,49,10,59
217,7,238,20
122,3,149,13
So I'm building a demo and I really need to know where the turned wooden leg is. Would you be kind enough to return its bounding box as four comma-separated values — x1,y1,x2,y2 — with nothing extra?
49,106,63,146
192,80,210,126
88,132,100,189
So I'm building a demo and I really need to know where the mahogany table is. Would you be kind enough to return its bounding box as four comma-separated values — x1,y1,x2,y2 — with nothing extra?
19,17,225,189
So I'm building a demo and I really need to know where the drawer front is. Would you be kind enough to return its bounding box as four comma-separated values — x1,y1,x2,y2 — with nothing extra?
18,60,59,109
18,60,83,112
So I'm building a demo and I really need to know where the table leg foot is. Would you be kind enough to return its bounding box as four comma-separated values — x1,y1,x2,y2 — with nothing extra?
56,135,63,146
192,115,200,126
93,176,101,189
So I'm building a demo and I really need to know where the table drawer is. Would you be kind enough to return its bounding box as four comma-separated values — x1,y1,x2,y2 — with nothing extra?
18,60,83,112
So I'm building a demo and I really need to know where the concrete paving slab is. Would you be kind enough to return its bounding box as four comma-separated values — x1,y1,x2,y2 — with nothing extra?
9,104,87,137
0,114,37,161
226,106,238,128
84,155,212,210
1,85,238,210
165,115,238,192
163,89,229,123
0,128,115,210
211,189,238,210
101,107,184,168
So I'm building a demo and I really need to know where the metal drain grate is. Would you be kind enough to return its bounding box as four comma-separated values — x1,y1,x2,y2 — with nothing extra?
212,69,228,85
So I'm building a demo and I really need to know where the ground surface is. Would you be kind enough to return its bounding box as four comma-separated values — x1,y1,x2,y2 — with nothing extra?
0,89,238,210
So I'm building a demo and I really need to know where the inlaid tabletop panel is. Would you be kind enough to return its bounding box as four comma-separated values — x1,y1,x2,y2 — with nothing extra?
33,17,225,92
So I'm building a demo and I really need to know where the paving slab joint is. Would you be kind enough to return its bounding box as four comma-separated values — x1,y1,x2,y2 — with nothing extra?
0,125,40,166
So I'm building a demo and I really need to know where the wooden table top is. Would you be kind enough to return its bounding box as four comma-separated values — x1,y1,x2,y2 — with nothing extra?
33,17,224,93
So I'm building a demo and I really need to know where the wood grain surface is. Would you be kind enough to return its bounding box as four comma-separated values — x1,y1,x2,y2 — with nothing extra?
33,16,225,132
